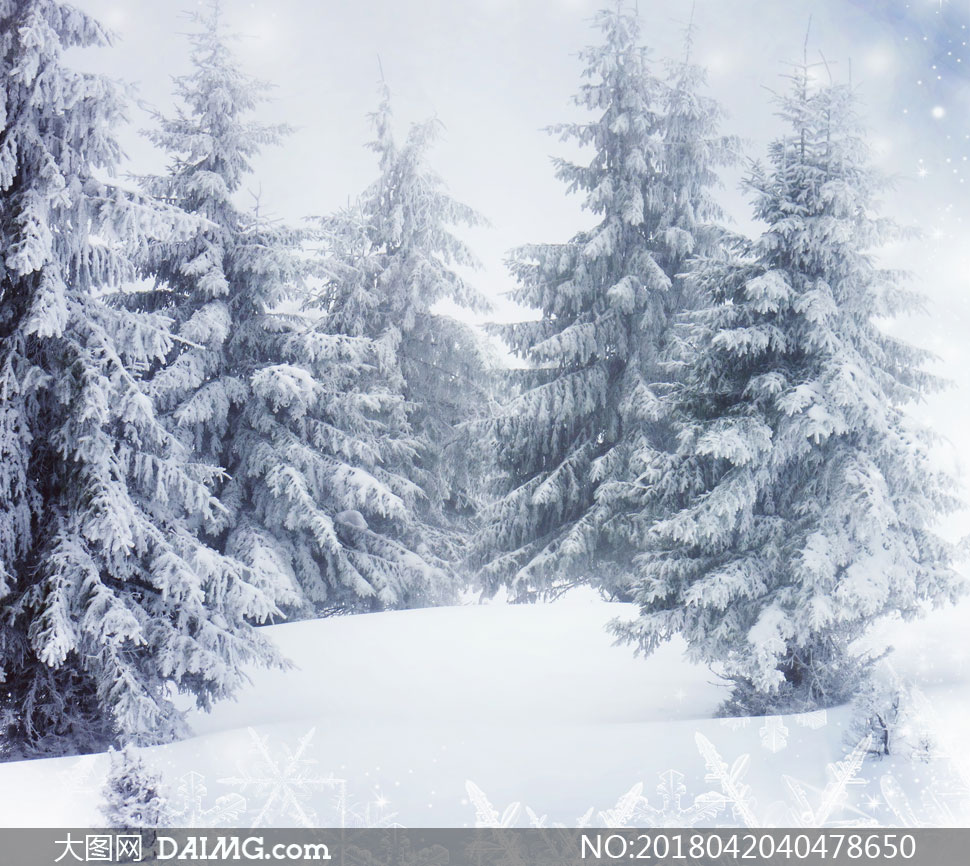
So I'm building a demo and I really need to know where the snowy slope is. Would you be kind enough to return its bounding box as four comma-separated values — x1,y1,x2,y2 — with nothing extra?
0,593,968,828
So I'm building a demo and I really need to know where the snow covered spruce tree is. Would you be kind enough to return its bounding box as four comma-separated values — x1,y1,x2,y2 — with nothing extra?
128,3,322,615
0,0,285,758
613,65,965,713
314,84,493,606
473,5,735,599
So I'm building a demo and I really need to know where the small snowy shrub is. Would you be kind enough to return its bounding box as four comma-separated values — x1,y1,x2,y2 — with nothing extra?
101,745,173,828
848,668,935,761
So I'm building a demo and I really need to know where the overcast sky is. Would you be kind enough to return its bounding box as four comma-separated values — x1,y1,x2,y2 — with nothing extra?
70,0,970,537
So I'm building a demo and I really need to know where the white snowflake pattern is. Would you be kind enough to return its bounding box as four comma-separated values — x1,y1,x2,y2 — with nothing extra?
596,783,645,828
170,770,247,827
464,780,594,828
878,772,970,827
329,782,403,828
721,709,826,740
782,735,878,827
695,733,762,827
219,727,337,827
466,764,727,829
462,734,886,830
759,716,789,753
634,770,725,827
465,780,524,828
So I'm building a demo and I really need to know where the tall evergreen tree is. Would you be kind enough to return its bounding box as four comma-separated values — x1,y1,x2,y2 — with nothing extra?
613,65,965,713
130,2,314,615
136,11,476,615
473,4,735,599
0,0,284,758
315,85,493,605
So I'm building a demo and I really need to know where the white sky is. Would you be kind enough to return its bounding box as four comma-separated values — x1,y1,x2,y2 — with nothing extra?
71,0,970,538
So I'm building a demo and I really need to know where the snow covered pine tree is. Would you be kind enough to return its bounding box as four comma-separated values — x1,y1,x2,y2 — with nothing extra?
613,62,965,713
315,84,493,609
0,0,284,757
128,2,331,616
474,4,735,600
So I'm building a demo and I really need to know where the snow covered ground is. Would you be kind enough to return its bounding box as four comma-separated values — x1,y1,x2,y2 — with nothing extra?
1,592,968,828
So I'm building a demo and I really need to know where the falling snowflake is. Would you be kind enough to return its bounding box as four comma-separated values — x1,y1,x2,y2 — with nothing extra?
219,727,338,827
759,717,789,753
170,771,247,827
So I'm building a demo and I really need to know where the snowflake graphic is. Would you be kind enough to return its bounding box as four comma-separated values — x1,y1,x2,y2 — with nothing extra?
464,780,595,828
170,770,247,827
465,780,525,828
635,770,725,827
721,710,824,749
879,771,970,827
329,782,403,828
597,783,647,828
466,769,725,829
219,727,338,827
459,731,906,830
782,735,878,827
759,716,789,753
695,733,761,827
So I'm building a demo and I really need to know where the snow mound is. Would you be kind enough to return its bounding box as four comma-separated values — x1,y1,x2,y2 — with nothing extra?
0,595,968,828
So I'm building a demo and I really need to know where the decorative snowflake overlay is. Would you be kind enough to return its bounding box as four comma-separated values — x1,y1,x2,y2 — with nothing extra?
462,680,970,829
170,771,247,827
218,727,331,827
628,771,725,827
721,709,827,750
169,727,401,828
695,733,762,826
782,735,878,827
466,732,881,829
759,717,788,753
154,688,967,829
